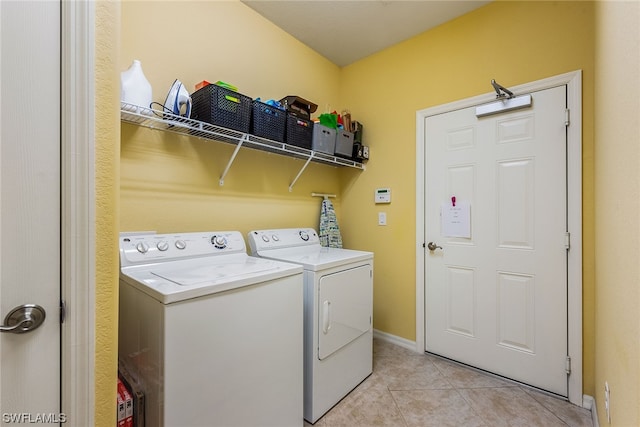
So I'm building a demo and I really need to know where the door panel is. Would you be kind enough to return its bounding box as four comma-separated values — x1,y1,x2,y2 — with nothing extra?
425,86,568,396
497,272,535,353
318,265,372,360
497,158,535,248
445,266,475,337
1,0,61,419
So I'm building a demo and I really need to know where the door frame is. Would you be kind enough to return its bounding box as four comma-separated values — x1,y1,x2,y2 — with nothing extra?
61,1,96,424
415,70,583,405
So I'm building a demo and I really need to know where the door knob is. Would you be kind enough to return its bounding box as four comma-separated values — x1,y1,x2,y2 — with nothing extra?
0,304,46,334
427,242,443,252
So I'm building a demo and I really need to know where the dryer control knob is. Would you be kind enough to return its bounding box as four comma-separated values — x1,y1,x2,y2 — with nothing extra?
261,235,270,243
135,242,149,254
211,235,227,249
299,231,309,241
157,241,169,251
175,240,186,250
272,234,279,242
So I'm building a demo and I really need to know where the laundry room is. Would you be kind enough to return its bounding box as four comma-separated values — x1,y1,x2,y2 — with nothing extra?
119,0,596,354
116,0,605,425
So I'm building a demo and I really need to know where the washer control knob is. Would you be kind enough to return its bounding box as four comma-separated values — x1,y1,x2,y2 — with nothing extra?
272,234,279,242
299,231,309,241
211,235,227,249
175,240,186,250
261,235,270,243
157,241,169,251
135,242,149,254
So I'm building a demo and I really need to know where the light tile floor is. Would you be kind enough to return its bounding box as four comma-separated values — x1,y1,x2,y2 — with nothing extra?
306,338,593,427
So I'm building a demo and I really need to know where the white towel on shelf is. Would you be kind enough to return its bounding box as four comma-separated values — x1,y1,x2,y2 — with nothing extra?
319,198,343,248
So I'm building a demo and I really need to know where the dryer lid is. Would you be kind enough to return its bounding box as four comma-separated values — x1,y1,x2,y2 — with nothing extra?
255,246,372,271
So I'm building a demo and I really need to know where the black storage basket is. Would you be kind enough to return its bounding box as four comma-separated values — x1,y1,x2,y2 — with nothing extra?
284,113,314,149
251,101,286,142
191,84,252,133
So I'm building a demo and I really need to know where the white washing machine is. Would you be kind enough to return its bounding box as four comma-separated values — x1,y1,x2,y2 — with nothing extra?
118,231,304,427
247,228,373,424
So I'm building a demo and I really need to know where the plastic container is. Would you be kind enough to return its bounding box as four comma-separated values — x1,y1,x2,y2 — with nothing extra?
284,114,314,149
190,84,252,133
335,130,355,158
120,60,152,112
251,100,286,142
311,124,336,154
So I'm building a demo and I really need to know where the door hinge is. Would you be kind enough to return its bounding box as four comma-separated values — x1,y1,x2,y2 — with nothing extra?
60,299,67,324
565,108,570,126
565,232,571,250
565,356,572,375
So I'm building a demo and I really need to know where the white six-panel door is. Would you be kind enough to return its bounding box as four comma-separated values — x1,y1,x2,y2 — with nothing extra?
425,86,568,396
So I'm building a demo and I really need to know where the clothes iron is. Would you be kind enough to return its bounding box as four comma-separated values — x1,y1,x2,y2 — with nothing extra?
163,79,192,118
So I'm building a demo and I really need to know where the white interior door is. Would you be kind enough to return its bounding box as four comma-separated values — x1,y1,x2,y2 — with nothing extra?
425,86,568,396
1,0,61,421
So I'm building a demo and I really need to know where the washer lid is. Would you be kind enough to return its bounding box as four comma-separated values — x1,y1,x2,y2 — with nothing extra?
120,254,303,304
151,259,284,286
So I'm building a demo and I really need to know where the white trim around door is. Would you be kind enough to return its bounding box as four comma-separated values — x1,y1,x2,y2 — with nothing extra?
61,1,96,424
415,70,583,406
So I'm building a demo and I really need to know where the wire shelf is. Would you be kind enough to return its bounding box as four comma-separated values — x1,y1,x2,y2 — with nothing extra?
120,103,365,174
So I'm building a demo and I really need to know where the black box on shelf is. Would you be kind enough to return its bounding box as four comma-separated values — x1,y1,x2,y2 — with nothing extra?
191,84,252,133
335,129,355,158
311,124,336,154
280,95,318,120
251,101,286,142
352,121,364,143
352,142,364,161
285,114,314,149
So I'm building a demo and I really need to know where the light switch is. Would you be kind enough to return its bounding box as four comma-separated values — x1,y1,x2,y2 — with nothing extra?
378,212,387,226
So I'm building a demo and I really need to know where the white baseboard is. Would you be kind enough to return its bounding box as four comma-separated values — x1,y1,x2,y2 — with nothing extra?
373,329,420,353
583,395,599,427
582,394,594,410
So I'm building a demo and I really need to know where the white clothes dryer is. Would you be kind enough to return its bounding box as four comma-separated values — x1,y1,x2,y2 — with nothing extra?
118,231,304,427
248,228,374,424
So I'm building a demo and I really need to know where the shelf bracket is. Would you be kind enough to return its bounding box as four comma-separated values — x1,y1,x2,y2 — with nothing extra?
289,153,315,192
219,133,250,186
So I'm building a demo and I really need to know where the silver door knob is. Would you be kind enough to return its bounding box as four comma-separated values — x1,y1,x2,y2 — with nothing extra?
427,242,443,251
0,304,46,334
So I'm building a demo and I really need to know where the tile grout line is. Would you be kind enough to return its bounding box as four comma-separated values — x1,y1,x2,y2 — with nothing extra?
520,386,574,427
387,384,411,427
452,385,491,427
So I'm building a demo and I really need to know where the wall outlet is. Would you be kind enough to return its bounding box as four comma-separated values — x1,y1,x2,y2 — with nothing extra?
604,381,611,423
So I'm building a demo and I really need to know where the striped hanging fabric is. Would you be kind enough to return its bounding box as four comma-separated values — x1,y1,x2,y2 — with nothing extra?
319,197,343,248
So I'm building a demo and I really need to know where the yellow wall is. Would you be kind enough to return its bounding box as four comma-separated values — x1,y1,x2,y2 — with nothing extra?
95,1,120,425
594,2,640,426
339,0,595,393
120,1,347,236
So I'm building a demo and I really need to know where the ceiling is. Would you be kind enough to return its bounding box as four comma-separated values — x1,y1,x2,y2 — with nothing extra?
241,0,491,67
